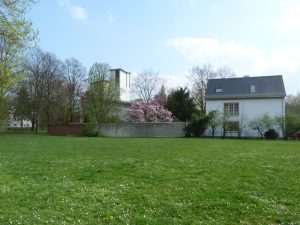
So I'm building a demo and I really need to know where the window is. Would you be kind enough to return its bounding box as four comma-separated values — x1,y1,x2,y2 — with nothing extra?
224,103,239,116
215,88,223,93
250,85,256,93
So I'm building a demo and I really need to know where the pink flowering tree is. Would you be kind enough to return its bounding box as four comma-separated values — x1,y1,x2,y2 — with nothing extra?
126,100,173,122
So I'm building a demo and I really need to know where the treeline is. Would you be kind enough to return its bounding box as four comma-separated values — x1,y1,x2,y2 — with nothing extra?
11,48,86,132
6,48,124,133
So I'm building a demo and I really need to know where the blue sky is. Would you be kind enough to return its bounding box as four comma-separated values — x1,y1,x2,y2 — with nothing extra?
29,0,300,94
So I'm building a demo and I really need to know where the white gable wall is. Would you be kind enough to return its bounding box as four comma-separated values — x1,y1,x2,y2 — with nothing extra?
206,98,285,137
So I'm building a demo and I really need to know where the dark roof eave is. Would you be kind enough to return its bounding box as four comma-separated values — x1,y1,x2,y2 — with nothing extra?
206,94,286,100
110,68,131,74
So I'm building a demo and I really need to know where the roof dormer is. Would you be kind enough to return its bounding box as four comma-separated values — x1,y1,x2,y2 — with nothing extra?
250,85,256,93
215,88,223,93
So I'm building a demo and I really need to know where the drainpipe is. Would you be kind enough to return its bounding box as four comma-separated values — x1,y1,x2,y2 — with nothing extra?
282,97,285,137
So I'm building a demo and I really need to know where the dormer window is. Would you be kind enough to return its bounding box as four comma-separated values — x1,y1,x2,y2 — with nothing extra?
250,85,256,93
215,88,223,93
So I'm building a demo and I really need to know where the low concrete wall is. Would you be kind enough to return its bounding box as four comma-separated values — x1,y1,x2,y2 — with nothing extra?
48,122,186,137
100,122,186,137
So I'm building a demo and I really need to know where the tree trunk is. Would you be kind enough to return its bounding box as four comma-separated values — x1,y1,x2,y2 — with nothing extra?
222,125,226,138
31,118,35,132
35,117,39,134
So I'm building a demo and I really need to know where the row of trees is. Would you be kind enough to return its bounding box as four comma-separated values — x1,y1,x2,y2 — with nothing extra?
132,64,236,113
3,41,300,138
128,64,236,124
11,49,86,132
8,48,124,134
0,0,240,136
0,1,119,135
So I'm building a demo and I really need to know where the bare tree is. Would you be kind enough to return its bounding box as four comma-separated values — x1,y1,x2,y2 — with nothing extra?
133,69,162,102
87,63,120,135
25,48,64,133
207,110,222,137
25,48,46,133
216,66,236,79
63,58,86,122
42,52,64,127
188,64,235,113
188,64,216,113
249,113,275,138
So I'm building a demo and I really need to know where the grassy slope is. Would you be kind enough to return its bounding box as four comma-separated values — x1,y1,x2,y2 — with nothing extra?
0,134,299,224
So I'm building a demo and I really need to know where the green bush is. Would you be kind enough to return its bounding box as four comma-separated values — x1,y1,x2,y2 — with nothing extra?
264,129,278,140
185,113,210,137
285,113,300,138
82,124,98,137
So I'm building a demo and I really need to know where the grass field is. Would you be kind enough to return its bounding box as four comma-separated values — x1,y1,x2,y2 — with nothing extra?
0,134,299,224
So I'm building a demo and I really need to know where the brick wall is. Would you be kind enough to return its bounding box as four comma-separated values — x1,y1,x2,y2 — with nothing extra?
48,123,85,136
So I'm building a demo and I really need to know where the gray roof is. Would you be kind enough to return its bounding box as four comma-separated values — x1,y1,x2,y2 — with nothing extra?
110,68,131,74
206,75,286,100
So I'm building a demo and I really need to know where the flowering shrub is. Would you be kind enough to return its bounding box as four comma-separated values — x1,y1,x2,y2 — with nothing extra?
126,100,173,122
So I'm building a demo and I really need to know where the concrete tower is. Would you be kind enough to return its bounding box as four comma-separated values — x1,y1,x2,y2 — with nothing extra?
110,68,131,102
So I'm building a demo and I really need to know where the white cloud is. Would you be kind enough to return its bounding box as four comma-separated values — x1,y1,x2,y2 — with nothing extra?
59,0,87,21
167,37,300,94
106,10,114,23
274,2,300,35
167,38,268,75
163,72,190,91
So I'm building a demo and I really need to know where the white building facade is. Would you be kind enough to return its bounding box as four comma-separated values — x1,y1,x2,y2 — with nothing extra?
7,114,32,128
205,75,286,137
110,68,131,102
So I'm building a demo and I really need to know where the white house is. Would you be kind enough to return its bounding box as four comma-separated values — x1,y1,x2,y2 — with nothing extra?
205,75,286,137
7,114,32,129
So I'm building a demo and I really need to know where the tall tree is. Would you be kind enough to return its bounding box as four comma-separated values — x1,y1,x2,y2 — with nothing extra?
87,63,120,134
166,87,197,122
25,48,64,133
12,82,31,128
0,0,37,117
25,48,45,132
286,93,300,115
63,58,86,122
188,64,235,113
133,69,162,102
42,51,64,126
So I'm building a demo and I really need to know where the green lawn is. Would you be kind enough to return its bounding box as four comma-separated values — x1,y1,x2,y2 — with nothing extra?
0,134,299,224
